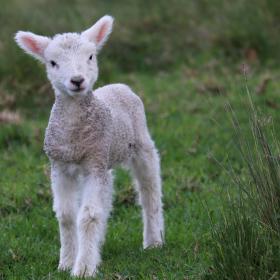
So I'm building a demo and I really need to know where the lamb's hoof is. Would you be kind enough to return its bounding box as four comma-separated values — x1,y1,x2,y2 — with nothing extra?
71,263,97,278
144,240,164,249
58,261,73,272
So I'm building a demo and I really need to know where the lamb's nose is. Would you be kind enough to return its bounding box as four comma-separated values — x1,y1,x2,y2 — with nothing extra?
70,76,85,87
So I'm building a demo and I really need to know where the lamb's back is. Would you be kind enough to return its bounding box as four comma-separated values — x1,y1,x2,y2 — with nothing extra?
94,84,144,115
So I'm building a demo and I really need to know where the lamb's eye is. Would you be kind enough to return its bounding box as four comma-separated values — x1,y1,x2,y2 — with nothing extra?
89,54,93,61
50,60,57,67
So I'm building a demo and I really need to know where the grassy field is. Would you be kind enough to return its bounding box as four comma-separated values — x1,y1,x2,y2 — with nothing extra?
1,1,280,279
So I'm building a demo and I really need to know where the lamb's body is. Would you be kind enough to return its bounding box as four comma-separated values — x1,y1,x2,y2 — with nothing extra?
15,15,164,278
45,84,143,167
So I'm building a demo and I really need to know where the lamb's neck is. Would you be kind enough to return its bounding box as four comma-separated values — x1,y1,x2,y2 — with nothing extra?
57,91,92,109
52,91,99,124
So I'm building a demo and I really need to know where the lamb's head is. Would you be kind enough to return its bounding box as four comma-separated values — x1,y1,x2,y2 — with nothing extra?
15,15,113,97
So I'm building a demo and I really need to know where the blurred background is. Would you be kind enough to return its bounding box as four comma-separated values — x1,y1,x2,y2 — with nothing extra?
1,0,280,114
1,0,280,279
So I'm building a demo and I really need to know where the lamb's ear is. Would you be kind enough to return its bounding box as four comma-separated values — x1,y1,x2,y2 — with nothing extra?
14,31,51,62
82,15,114,52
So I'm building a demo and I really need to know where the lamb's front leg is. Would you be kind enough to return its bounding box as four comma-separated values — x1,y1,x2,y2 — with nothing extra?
72,172,113,277
51,165,79,271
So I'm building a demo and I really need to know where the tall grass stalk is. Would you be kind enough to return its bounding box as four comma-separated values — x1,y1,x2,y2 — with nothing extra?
206,88,280,279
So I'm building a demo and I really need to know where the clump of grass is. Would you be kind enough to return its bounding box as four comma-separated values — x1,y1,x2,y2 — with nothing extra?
206,88,280,279
0,124,30,149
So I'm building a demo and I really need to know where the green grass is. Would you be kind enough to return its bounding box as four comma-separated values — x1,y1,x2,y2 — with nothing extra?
1,67,280,279
204,98,280,279
1,0,280,279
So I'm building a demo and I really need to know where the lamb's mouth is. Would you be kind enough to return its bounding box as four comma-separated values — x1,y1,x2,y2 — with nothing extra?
70,87,86,92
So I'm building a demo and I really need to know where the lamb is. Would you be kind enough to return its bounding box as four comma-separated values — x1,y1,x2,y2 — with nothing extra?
15,15,164,277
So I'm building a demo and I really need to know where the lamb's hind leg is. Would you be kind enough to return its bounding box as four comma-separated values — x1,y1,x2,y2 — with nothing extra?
132,141,164,249
51,165,79,271
72,171,113,277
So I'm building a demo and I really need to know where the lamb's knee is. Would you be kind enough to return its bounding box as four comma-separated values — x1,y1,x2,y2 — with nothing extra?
78,206,103,231
55,209,76,228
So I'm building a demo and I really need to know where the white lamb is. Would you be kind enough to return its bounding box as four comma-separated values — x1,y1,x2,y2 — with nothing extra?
15,15,164,277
